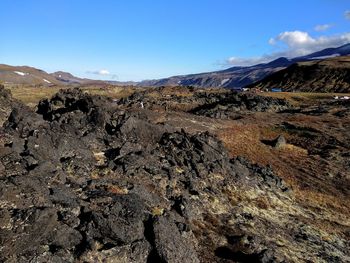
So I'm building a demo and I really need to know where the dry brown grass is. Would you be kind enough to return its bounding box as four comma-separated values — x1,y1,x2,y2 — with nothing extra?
7,85,137,107
217,123,309,171
147,87,194,98
82,85,137,99
218,123,273,165
260,91,350,105
8,86,66,107
217,122,350,221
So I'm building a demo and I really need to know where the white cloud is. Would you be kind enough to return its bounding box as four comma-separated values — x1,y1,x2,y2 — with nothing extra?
270,30,350,56
224,30,350,66
88,69,110,75
314,24,332,32
98,69,110,75
87,69,118,79
271,31,315,48
345,10,350,20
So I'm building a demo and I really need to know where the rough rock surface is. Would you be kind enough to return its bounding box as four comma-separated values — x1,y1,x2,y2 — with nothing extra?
116,87,291,119
0,85,349,262
189,92,290,119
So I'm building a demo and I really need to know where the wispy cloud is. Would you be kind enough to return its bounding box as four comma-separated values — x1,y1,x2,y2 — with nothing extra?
314,24,333,32
345,10,350,20
223,30,350,66
86,69,118,79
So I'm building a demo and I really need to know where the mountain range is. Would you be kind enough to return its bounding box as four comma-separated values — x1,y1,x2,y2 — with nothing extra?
1,43,349,90
138,43,350,89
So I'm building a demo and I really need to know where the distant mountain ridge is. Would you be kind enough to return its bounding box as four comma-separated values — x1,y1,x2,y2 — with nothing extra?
0,65,138,87
295,43,350,61
1,43,349,88
138,43,350,89
51,71,105,85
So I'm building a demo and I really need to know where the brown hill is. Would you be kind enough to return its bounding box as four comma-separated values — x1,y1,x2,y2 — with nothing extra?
0,64,63,86
248,56,350,93
0,65,106,86
51,71,106,85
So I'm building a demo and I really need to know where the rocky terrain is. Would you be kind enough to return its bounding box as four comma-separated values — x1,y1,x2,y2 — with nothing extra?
115,86,290,115
248,56,350,93
0,85,350,262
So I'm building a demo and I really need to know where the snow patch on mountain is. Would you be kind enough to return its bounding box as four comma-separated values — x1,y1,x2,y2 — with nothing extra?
309,54,340,60
221,78,230,85
14,71,28,76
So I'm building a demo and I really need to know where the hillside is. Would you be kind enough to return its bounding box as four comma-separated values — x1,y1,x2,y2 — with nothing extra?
0,64,63,86
51,71,106,85
0,65,106,86
139,57,292,89
248,56,350,93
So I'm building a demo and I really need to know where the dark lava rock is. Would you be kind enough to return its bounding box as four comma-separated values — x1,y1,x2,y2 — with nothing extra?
114,87,290,118
0,85,15,126
0,88,348,262
86,193,147,245
190,92,291,119
151,216,200,263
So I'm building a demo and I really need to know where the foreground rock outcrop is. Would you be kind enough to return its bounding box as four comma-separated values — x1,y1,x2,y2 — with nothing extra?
0,86,349,262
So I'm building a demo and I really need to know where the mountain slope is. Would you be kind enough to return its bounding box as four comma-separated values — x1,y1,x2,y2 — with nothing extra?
51,71,105,85
0,64,63,86
139,43,350,89
0,65,135,87
248,56,350,93
138,57,291,89
295,43,350,61
0,65,107,86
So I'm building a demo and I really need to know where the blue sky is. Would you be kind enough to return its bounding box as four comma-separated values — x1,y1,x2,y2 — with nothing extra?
0,0,349,81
